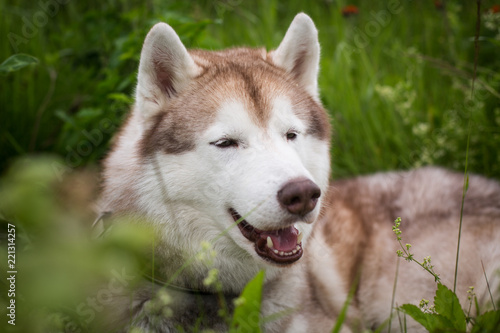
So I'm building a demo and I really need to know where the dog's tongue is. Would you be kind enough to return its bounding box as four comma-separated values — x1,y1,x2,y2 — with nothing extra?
261,226,298,252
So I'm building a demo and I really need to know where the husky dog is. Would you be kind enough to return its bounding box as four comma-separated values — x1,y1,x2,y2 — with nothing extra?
99,13,500,332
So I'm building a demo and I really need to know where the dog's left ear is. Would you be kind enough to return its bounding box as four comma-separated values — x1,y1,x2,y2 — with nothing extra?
271,13,320,100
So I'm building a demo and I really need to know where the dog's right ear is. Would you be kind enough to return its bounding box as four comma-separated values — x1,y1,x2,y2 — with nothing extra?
271,13,320,101
135,23,200,125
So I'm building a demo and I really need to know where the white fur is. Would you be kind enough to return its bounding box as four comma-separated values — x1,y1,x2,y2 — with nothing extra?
103,14,330,299
121,94,330,293
272,13,321,100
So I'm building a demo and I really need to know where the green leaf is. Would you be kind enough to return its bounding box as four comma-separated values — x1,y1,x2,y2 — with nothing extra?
400,304,453,332
0,54,39,74
434,283,466,331
230,270,265,333
108,92,134,104
54,110,77,128
481,37,500,48
471,310,500,333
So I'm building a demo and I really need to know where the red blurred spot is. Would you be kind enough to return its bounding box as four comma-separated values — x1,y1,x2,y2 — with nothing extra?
490,5,500,13
341,5,359,17
434,1,444,10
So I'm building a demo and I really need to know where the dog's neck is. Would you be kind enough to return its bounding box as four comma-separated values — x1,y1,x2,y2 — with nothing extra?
93,209,282,295
94,210,318,331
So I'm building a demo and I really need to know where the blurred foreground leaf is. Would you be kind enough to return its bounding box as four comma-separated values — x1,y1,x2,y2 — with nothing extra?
230,270,264,332
0,54,39,74
0,156,155,333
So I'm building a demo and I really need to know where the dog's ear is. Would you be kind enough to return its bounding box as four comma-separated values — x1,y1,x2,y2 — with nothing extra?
135,23,200,124
271,13,320,100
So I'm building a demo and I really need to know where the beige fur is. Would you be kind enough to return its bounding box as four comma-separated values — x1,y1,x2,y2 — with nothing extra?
312,168,500,331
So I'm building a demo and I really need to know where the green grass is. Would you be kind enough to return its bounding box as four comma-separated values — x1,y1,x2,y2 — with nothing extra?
1,0,499,178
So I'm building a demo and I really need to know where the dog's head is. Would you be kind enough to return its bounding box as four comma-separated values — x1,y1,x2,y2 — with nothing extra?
116,13,330,267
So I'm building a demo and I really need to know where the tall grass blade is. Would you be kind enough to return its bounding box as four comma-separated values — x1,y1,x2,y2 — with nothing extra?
481,260,497,311
331,274,359,333
387,258,400,333
453,122,471,294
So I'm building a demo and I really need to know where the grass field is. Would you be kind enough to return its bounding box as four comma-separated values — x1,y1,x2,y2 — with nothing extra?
1,0,499,179
1,1,500,332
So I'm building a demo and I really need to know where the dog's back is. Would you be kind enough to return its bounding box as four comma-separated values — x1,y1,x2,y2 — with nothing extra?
309,167,500,330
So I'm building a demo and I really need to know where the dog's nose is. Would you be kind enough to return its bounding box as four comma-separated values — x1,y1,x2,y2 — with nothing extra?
277,179,321,216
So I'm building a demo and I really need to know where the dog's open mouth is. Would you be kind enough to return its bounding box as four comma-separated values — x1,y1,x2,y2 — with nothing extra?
230,209,303,265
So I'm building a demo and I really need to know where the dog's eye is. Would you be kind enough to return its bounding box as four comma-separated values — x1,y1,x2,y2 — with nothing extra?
211,138,238,148
286,131,298,141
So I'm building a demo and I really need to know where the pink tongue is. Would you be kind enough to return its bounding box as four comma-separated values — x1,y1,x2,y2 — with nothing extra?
261,226,298,251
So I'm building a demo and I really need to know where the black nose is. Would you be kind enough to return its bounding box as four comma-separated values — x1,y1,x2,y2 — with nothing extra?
277,179,321,216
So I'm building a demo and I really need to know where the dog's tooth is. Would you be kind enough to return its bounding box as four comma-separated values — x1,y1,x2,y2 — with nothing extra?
292,249,297,254
273,249,278,254
279,251,284,256
297,231,303,244
296,245,300,250
267,236,274,249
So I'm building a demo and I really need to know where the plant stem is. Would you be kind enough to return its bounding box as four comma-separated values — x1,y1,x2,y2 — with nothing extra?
388,258,400,333
397,239,440,282
454,123,470,293
481,260,497,311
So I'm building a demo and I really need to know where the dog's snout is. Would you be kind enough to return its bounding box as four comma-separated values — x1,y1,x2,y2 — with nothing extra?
278,179,321,216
